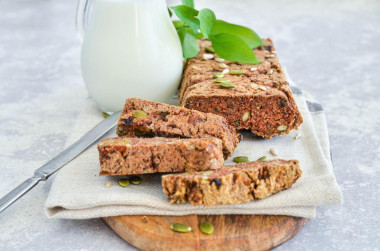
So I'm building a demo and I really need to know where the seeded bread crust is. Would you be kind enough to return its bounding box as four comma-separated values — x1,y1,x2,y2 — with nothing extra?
179,39,303,138
162,159,301,206
116,98,241,158
98,137,224,176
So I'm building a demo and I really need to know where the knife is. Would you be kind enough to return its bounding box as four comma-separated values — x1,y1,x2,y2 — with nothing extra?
0,111,121,214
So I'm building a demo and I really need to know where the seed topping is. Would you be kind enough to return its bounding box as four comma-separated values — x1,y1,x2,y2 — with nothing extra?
219,63,228,69
212,72,224,79
203,53,214,60
218,82,235,89
229,70,245,75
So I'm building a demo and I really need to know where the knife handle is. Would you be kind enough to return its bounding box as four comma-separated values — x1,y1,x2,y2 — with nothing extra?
0,176,42,214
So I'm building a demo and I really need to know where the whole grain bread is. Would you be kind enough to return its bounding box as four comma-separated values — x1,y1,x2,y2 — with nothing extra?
116,98,241,158
98,137,224,176
162,159,301,206
179,39,303,138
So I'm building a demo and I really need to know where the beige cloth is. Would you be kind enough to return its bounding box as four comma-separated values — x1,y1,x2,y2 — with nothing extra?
45,86,342,219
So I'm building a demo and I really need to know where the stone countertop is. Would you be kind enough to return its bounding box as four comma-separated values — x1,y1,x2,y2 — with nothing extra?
0,0,379,250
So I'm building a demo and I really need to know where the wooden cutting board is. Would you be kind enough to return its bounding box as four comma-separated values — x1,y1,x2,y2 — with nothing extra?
104,214,309,250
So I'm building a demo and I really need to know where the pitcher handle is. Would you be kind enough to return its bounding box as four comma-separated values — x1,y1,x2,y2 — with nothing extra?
75,0,92,42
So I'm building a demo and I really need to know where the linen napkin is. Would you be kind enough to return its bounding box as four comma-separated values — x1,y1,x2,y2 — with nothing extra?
45,85,342,219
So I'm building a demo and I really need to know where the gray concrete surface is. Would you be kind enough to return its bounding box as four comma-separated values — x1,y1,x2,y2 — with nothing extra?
0,0,379,250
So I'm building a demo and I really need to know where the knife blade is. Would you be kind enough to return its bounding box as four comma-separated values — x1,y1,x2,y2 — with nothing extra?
0,111,121,214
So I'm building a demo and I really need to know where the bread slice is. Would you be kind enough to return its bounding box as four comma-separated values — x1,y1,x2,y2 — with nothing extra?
98,137,224,176
179,39,303,138
116,98,241,158
162,159,301,206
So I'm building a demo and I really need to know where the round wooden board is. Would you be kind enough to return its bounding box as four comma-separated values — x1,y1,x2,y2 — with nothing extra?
103,215,309,251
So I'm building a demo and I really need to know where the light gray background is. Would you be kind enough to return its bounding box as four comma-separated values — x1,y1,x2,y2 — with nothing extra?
0,0,379,250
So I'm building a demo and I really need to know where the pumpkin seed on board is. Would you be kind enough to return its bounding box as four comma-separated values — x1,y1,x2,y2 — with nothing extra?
200,222,214,235
170,223,192,233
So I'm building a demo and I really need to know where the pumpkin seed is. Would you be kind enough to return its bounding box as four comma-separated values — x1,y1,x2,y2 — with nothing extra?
117,127,124,132
242,111,250,122
257,156,267,161
105,180,113,188
277,125,287,131
130,176,142,185
229,70,245,75
132,110,147,118
200,222,214,235
219,82,235,89
215,58,225,63
233,156,249,163
170,223,192,233
202,176,209,181
118,179,130,187
102,112,110,118
214,78,230,83
212,72,224,79
205,47,215,53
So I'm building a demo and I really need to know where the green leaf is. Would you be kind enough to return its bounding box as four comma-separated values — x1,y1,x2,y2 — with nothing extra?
171,5,199,34
195,8,216,39
177,27,200,59
173,20,186,29
209,33,260,64
168,8,172,17
210,20,264,49
181,0,194,8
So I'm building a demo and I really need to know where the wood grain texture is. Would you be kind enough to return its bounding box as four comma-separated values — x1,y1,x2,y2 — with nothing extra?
104,215,309,251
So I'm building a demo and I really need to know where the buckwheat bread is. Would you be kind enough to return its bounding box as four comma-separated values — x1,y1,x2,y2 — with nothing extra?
116,98,241,158
162,159,301,206
179,39,303,138
98,137,224,176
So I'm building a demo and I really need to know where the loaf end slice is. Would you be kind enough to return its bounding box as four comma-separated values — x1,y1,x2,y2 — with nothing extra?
98,137,224,176
162,159,301,206
180,39,303,138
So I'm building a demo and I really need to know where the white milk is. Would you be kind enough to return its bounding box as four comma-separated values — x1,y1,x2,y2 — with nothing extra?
81,0,183,113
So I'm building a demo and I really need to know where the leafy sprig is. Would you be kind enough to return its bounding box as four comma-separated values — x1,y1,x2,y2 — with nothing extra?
170,0,264,64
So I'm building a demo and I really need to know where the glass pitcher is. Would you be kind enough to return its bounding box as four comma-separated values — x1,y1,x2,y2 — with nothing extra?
76,0,183,113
